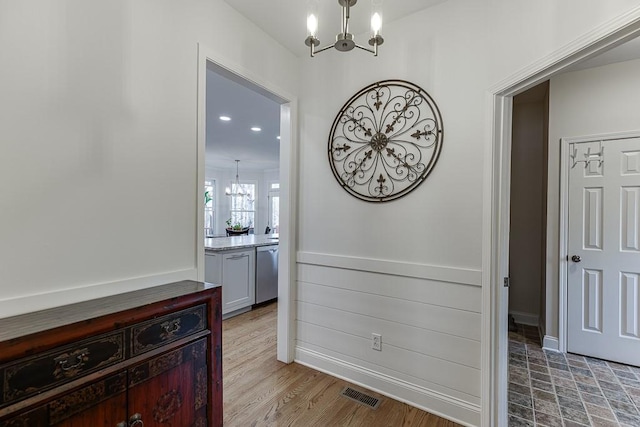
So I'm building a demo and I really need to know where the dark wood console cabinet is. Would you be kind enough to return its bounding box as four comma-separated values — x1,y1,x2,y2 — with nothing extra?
0,281,222,427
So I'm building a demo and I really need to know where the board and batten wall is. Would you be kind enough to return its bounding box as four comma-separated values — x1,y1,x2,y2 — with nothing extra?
545,58,640,346
296,254,482,423
294,1,640,426
0,0,298,317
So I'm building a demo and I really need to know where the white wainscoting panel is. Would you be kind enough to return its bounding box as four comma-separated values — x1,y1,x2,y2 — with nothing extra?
295,252,482,426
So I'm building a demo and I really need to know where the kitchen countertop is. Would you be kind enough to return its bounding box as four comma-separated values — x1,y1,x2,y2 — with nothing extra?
204,234,279,251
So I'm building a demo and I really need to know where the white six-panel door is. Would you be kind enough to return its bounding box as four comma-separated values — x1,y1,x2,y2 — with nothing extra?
567,137,640,366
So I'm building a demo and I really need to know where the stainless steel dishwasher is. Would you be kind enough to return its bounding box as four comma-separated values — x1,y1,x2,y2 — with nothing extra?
255,244,278,304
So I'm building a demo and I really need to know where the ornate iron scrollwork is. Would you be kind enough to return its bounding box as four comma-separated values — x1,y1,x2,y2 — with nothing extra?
328,79,443,202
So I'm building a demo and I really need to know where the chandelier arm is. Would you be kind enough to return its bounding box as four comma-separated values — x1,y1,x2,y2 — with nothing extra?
315,44,336,55
354,43,376,54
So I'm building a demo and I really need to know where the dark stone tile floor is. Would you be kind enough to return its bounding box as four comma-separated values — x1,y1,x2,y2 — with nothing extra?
508,324,640,426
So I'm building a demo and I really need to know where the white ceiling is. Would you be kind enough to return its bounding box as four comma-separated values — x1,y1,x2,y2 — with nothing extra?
206,69,281,171
224,0,446,57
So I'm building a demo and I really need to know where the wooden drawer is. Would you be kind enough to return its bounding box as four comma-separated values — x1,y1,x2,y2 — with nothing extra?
0,373,127,426
0,330,125,408
48,372,127,425
130,304,206,356
0,406,47,427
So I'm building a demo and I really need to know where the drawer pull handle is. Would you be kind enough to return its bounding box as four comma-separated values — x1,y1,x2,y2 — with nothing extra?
229,254,248,260
161,319,181,336
55,348,89,372
129,413,144,426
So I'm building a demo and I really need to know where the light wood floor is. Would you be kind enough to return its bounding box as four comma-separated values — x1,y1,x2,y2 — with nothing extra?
223,303,462,427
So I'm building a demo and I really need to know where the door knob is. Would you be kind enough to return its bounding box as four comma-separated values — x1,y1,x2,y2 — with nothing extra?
571,255,581,262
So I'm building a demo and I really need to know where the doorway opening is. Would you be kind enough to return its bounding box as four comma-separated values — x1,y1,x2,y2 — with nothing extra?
508,81,549,342
196,44,297,364
486,11,640,426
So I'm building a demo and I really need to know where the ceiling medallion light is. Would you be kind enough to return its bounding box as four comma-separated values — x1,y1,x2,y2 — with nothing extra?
225,160,249,197
305,0,384,58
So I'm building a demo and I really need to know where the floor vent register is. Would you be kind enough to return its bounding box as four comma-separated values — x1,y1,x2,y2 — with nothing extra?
340,387,381,409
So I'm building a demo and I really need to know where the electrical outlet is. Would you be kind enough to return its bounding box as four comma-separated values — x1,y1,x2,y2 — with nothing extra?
372,333,382,351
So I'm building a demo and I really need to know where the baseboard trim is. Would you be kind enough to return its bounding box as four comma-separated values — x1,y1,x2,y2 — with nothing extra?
295,346,480,427
0,268,198,319
542,335,560,352
509,310,539,327
538,318,546,347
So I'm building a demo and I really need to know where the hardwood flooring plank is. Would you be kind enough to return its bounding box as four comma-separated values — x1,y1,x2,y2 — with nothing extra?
270,374,345,426
223,303,463,427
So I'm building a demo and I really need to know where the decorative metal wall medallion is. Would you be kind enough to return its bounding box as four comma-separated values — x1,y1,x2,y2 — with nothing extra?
328,80,443,202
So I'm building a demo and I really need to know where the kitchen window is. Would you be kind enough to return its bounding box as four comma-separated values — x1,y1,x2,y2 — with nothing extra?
205,180,216,236
268,182,279,233
230,182,256,229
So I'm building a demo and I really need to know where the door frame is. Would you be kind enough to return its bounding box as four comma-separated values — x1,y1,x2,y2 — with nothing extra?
196,43,298,363
484,8,640,427
559,131,640,353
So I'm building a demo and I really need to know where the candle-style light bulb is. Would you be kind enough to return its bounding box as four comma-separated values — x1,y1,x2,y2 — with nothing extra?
371,12,382,36
304,0,320,56
307,13,318,37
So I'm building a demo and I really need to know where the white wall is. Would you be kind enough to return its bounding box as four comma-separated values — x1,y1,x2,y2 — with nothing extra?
0,0,297,317
545,58,640,341
294,1,640,425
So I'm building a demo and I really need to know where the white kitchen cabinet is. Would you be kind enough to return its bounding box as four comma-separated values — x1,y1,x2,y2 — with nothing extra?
221,249,255,315
204,252,222,285
206,248,255,316
204,234,278,318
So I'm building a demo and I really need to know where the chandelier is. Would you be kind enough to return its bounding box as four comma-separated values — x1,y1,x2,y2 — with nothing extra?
304,0,384,57
225,160,249,197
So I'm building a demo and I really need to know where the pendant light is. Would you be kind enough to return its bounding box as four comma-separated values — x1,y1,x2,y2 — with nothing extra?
225,160,247,197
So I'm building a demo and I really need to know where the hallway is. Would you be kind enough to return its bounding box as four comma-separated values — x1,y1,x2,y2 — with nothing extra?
508,325,640,426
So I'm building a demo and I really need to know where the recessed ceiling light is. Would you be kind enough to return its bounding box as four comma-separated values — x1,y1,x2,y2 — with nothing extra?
277,136,281,140
219,116,231,121
251,127,261,132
